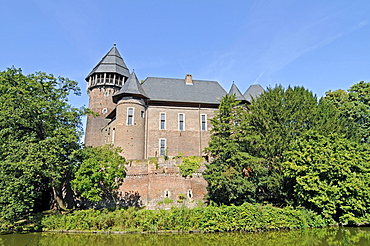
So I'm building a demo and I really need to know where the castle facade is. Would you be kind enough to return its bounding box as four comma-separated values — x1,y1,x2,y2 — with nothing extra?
84,45,263,208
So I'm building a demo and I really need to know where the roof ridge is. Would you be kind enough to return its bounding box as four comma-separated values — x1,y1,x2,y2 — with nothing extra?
85,45,130,80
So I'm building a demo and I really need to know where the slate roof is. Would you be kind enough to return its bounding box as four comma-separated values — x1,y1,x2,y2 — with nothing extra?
244,84,265,102
85,45,130,80
113,71,148,103
228,83,246,101
141,77,227,104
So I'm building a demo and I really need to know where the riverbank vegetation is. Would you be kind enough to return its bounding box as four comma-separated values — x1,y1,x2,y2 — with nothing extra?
40,203,327,232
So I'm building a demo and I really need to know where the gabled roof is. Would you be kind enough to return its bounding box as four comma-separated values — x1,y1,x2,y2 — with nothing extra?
244,84,265,102
85,45,130,80
228,83,246,101
113,71,148,103
141,77,227,105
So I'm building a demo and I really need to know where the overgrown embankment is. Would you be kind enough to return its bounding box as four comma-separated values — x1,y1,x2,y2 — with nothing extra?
40,203,328,233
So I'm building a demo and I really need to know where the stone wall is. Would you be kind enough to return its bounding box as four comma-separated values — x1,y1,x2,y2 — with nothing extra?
118,157,208,209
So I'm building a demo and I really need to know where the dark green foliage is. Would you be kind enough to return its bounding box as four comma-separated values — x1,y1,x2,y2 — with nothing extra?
71,145,127,202
40,204,328,232
283,131,370,224
204,95,263,205
206,85,356,209
0,67,86,221
246,86,348,203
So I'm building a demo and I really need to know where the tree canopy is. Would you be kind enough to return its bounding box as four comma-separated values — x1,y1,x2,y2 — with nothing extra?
0,68,126,222
204,94,264,205
206,83,370,223
324,81,370,142
0,67,86,220
283,130,370,224
71,145,126,202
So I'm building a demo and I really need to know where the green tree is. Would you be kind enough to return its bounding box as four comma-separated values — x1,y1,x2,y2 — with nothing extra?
246,85,347,204
0,67,86,221
71,145,126,202
283,130,370,224
324,81,370,142
204,95,263,205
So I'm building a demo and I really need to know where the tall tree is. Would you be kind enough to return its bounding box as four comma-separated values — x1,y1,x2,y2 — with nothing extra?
204,95,263,205
0,67,86,220
324,81,370,142
206,85,348,205
246,86,316,203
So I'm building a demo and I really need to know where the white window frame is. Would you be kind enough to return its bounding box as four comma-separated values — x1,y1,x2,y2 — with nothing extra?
159,138,166,156
164,189,171,198
178,113,185,131
201,114,207,131
111,128,115,144
159,112,166,130
188,189,193,199
127,107,134,125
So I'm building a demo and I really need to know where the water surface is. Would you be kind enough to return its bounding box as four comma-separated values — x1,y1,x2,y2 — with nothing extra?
1,227,370,246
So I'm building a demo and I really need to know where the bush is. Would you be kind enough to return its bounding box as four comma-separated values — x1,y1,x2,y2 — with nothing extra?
40,204,328,233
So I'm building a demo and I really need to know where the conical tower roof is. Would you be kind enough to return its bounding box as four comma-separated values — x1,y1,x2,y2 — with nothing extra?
244,84,265,102
85,44,130,80
113,71,148,103
228,82,246,101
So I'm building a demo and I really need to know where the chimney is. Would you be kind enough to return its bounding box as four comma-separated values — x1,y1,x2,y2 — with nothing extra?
185,74,193,85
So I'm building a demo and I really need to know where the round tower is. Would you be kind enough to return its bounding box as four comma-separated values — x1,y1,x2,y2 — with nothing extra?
112,71,148,160
84,45,130,147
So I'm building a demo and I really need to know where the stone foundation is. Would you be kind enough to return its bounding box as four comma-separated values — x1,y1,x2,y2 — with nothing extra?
118,157,208,209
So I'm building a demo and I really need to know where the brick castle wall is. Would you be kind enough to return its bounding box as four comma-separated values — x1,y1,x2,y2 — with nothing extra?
85,86,120,146
118,157,208,209
146,106,216,158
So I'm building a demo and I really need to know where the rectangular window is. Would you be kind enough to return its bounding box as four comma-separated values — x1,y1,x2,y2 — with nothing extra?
159,138,166,156
160,113,166,130
178,113,185,131
111,128,115,144
141,110,145,118
201,114,207,131
127,107,134,125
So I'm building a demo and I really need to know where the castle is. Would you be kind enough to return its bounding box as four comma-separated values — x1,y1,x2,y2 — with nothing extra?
84,45,264,208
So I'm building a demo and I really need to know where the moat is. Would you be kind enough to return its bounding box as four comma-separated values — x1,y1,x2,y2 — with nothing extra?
2,227,370,246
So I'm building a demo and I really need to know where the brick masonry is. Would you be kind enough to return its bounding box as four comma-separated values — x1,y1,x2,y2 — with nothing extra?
118,157,208,209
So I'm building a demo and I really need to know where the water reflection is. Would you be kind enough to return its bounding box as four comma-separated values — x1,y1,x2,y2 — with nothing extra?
1,227,370,246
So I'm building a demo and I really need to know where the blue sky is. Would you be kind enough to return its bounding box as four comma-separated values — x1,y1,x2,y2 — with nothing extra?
2,0,370,111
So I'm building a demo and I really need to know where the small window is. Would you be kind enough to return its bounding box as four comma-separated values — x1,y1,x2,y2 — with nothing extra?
127,107,134,125
164,189,170,198
178,113,185,131
102,108,107,114
160,113,166,130
188,189,193,198
141,110,145,118
159,138,166,156
201,114,207,131
111,128,115,144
